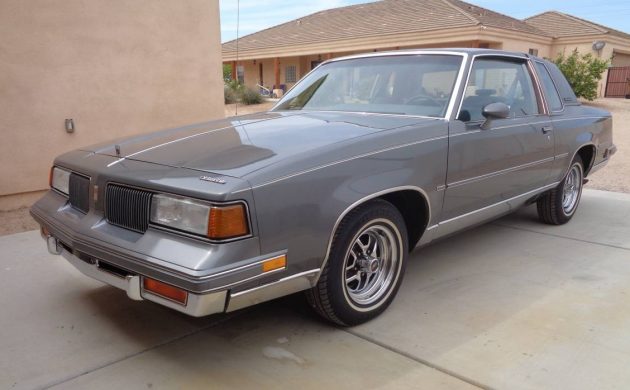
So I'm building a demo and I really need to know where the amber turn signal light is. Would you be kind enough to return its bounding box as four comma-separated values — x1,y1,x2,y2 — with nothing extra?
143,278,188,305
207,204,249,239
262,255,287,273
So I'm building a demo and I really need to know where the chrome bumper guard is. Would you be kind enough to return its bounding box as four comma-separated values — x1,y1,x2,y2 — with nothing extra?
46,235,318,317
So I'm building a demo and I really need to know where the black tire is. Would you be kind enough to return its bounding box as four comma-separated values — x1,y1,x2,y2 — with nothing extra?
537,156,584,225
306,199,408,326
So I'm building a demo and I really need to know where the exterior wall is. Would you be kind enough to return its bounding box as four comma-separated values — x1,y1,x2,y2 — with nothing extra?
612,51,630,67
494,36,552,58
240,57,302,92
551,39,623,98
0,0,223,210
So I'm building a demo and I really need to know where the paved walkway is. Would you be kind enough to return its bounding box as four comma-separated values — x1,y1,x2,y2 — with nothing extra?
2,189,630,390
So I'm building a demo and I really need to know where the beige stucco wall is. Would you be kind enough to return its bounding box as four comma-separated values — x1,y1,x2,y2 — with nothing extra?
0,0,223,210
612,51,630,67
241,56,302,91
550,39,629,97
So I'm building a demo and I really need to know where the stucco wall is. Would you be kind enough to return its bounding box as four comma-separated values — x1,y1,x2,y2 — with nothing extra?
612,51,630,67
551,41,616,98
242,57,302,91
0,0,223,209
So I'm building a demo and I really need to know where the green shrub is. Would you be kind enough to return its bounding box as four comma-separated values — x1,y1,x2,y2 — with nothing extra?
223,64,233,81
553,49,610,101
224,84,238,104
240,87,263,105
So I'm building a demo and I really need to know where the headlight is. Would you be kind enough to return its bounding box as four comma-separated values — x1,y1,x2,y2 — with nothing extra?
50,167,71,195
150,194,249,239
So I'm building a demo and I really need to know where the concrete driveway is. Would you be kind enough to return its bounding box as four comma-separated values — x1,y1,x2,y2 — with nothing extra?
2,189,630,390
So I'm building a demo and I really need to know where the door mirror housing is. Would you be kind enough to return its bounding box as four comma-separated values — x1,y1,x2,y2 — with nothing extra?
481,102,510,129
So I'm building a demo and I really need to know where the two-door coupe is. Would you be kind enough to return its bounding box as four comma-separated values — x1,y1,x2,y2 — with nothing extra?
31,49,616,325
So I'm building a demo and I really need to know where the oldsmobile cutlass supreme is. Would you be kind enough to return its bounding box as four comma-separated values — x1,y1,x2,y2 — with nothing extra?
31,49,616,326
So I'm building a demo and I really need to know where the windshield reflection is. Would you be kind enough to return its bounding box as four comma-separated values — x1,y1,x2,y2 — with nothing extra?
273,55,463,117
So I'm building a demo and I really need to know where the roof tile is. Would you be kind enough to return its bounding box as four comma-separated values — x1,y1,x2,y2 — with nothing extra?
222,0,548,54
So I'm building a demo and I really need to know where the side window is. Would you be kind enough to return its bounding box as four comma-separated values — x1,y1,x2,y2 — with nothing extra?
535,62,563,111
459,58,540,122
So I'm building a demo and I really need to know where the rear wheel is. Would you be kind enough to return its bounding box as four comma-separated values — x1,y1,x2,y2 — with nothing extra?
537,156,584,225
306,199,408,326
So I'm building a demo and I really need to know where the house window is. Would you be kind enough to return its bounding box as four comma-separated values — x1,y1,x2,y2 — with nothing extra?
285,65,297,83
237,65,244,83
528,48,539,56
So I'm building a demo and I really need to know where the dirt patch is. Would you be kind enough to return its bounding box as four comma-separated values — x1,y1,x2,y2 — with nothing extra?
0,207,39,236
224,101,275,117
2,99,627,237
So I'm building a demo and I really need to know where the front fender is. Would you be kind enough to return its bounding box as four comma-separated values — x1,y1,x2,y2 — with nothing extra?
249,131,448,278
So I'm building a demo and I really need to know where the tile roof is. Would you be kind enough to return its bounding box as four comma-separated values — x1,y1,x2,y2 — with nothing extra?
222,0,548,54
525,11,630,40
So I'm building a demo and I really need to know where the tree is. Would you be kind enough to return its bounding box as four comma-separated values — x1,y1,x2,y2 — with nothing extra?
223,64,233,81
553,49,610,101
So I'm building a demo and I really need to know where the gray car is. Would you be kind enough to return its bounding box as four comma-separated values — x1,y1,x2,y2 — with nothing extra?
31,49,616,326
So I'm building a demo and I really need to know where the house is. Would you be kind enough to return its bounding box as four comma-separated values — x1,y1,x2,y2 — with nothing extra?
222,0,630,97
0,0,224,211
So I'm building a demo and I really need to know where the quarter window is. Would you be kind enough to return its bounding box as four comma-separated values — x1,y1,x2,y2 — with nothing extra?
459,58,540,122
535,62,563,111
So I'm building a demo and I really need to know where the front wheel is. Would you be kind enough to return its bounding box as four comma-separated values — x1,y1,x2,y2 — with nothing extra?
537,156,584,225
306,199,408,326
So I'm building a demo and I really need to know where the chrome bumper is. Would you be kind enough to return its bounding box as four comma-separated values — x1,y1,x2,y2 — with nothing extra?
45,235,318,317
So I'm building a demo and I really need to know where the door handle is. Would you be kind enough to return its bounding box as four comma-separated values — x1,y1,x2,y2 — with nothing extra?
541,126,553,134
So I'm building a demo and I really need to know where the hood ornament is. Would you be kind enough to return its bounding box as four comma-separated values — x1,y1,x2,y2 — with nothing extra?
200,176,226,184
115,144,121,158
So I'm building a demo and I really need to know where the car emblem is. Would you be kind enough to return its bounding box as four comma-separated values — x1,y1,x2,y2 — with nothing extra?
199,176,226,184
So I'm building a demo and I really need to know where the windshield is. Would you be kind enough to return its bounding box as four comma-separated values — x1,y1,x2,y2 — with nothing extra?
273,54,463,117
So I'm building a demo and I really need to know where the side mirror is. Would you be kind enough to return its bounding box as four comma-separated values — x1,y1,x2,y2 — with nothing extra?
481,102,510,129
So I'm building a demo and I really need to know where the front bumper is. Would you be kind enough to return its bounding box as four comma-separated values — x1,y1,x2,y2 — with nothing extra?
55,238,227,316
42,232,318,317
32,196,319,317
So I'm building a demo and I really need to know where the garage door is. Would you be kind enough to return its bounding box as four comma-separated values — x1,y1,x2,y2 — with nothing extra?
605,67,630,97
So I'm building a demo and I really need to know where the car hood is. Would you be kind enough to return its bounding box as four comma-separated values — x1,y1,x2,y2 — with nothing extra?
82,111,438,178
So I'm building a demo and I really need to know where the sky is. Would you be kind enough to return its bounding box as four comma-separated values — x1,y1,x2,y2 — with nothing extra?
219,0,630,42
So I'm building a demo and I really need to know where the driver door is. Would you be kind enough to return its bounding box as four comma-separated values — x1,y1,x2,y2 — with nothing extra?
439,56,555,232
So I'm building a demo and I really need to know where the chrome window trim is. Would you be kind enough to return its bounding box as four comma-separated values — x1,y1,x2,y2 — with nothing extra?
534,60,566,113
455,53,544,123
271,52,469,120
525,58,549,116
315,185,431,283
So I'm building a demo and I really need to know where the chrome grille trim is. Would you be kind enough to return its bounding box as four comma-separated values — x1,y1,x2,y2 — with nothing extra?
68,173,90,213
105,184,153,233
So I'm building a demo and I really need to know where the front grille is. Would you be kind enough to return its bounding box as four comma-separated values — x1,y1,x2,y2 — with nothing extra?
69,173,90,213
105,184,153,233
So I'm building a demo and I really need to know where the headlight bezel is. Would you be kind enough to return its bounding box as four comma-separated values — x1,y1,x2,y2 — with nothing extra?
50,166,71,196
149,192,251,242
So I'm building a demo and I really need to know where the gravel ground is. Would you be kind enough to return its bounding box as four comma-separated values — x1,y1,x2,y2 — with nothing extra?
2,98,627,237
582,99,630,193
224,101,275,117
